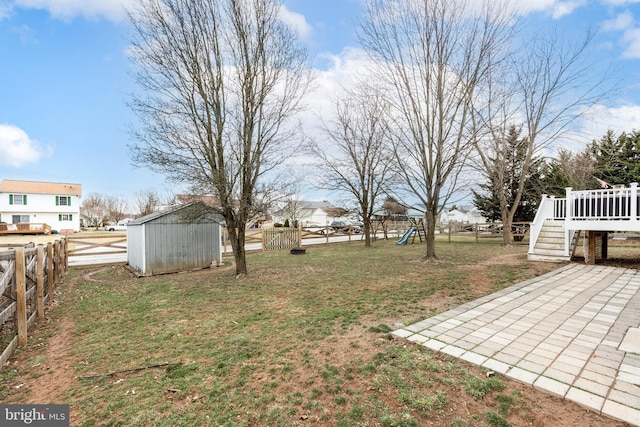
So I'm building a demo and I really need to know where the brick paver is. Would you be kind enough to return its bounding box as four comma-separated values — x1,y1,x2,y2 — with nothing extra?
393,264,640,426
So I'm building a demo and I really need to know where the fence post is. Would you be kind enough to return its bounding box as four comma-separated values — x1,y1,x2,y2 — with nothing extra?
15,247,27,346
223,228,228,254
47,242,54,296
261,227,265,251
298,223,302,248
37,244,44,319
62,237,68,272
325,226,329,244
55,240,61,283
475,223,479,244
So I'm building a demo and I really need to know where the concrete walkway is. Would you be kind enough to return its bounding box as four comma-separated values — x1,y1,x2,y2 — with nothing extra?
392,264,640,426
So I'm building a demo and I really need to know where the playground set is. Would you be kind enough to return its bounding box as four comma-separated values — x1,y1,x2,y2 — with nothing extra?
395,217,426,245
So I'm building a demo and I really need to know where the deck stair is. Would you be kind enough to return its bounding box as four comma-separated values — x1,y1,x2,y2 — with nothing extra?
528,183,640,263
528,219,571,261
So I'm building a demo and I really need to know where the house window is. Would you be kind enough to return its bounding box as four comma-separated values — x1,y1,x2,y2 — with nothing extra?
58,214,73,221
9,194,27,205
56,196,71,206
12,215,29,223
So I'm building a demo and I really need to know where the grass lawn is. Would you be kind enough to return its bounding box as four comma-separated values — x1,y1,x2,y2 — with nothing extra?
1,237,635,426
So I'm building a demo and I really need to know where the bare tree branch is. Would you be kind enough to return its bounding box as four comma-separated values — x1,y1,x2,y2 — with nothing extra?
358,0,513,259
127,0,311,275
311,85,396,246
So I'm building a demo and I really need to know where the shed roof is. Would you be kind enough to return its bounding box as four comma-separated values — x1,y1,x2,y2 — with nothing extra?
0,179,82,196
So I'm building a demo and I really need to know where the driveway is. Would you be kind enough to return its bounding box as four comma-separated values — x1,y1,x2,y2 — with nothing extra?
393,263,640,426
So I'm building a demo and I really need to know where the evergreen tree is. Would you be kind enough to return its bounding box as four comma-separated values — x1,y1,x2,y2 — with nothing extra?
590,130,640,186
472,126,543,223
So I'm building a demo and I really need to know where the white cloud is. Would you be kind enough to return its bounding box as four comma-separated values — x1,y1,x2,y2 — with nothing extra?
278,4,312,39
303,48,375,120
602,10,634,31
601,10,640,58
14,0,127,21
0,124,50,168
602,0,640,6
579,103,640,140
552,0,586,19
502,0,562,16
621,27,640,57
0,1,12,19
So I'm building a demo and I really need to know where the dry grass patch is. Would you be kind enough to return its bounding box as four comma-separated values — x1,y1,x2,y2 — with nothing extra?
0,238,633,427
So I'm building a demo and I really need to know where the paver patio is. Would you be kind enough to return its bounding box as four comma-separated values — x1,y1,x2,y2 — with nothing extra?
393,263,640,426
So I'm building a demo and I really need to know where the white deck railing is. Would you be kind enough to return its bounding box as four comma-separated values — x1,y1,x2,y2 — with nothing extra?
565,183,639,231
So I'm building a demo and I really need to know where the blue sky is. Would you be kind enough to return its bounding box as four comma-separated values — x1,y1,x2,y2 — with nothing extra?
0,0,639,206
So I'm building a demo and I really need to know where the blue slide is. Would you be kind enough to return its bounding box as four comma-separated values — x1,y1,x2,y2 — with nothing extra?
396,227,416,245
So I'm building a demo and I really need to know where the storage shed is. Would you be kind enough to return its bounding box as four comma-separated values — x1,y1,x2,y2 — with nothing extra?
127,203,224,276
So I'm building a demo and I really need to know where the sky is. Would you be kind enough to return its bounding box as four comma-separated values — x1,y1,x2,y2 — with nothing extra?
1,0,640,207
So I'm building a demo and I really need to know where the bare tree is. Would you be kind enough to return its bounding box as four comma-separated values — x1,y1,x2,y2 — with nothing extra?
382,196,407,218
554,148,595,191
134,189,162,217
358,0,512,259
472,29,609,245
81,193,108,230
311,88,395,246
106,195,130,223
128,0,310,276
279,196,304,227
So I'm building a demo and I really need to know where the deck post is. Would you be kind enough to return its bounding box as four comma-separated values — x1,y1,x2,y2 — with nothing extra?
631,183,638,225
564,188,573,256
586,231,596,265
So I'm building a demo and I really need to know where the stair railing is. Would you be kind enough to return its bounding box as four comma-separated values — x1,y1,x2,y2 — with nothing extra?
529,195,558,254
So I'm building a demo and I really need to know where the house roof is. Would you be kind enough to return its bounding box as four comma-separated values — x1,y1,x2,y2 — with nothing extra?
299,201,335,210
128,202,224,225
0,179,82,196
177,194,221,206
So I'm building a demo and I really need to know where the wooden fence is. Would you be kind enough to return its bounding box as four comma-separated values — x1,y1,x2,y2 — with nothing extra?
262,227,302,251
0,238,68,368
66,234,127,258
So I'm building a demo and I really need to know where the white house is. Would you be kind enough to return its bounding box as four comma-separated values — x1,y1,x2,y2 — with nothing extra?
270,201,350,226
297,201,350,225
0,179,82,233
439,206,487,224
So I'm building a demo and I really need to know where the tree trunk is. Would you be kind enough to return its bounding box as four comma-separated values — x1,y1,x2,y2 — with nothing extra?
501,211,514,246
498,185,516,246
227,225,248,276
363,219,372,247
424,210,437,259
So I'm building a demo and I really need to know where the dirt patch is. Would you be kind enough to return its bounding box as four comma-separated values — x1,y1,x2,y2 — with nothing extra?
0,256,631,426
1,267,111,405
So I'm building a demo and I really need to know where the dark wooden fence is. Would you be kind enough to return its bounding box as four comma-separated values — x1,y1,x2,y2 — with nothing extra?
0,239,68,368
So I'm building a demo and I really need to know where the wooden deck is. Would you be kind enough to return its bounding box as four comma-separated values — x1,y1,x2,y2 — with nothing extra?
529,183,640,262
0,223,52,236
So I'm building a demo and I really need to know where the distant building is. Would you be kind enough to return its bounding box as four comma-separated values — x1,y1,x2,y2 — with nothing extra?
439,206,487,224
273,201,350,226
0,179,82,233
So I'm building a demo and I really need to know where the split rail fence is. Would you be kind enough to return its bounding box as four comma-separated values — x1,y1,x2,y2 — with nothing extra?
0,238,68,368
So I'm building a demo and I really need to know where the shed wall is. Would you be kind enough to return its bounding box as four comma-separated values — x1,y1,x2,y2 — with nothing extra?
127,224,146,273
145,221,219,275
127,208,222,276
